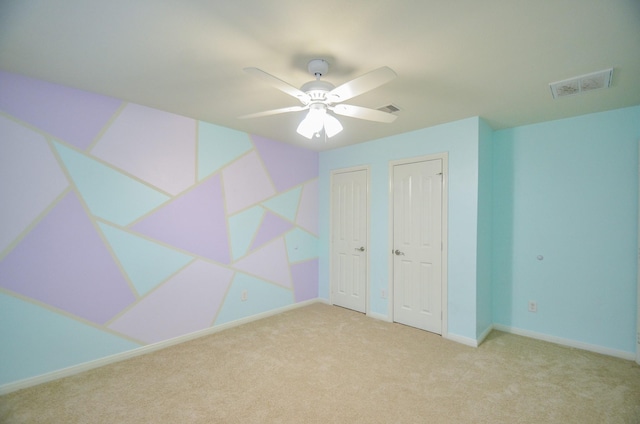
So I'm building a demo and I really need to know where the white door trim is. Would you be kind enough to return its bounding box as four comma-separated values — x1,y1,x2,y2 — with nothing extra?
637,139,640,365
329,165,371,315
387,153,448,338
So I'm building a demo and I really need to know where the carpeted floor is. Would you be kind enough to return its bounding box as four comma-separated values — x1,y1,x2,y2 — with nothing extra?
1,302,639,423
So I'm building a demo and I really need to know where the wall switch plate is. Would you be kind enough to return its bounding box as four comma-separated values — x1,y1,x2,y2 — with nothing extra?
241,290,248,301
381,289,388,299
528,301,537,312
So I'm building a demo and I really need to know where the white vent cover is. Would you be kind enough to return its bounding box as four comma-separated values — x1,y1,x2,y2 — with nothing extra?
377,104,400,113
549,68,613,99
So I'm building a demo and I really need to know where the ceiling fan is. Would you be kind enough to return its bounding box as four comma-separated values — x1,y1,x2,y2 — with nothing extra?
238,59,398,139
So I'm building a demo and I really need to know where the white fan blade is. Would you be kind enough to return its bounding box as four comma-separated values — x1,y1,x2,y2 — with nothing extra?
238,105,308,119
331,104,397,123
328,66,397,103
244,67,311,104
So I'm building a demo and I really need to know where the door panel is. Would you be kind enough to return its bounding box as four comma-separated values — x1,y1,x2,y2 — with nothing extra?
331,169,367,313
393,159,442,333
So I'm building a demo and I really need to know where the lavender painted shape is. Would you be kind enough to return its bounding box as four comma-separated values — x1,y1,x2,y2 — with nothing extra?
222,151,276,214
251,135,319,192
0,71,122,150
291,259,319,302
91,103,196,195
233,238,292,288
132,175,230,264
0,192,136,324
296,179,319,236
0,115,69,251
250,211,294,251
109,260,233,344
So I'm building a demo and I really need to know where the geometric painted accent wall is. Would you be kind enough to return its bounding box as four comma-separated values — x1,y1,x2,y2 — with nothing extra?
0,71,319,386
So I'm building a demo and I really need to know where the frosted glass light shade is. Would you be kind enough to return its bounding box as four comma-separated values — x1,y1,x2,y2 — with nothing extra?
323,113,343,137
296,106,324,139
296,104,343,139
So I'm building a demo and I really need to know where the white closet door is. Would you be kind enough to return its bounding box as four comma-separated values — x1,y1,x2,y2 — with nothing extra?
392,159,443,334
331,168,368,313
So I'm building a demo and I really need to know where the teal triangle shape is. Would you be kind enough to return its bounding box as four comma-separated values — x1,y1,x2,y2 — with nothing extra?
214,273,293,326
53,141,170,226
261,187,302,222
98,222,194,296
228,206,264,260
0,293,140,385
285,228,319,263
197,121,253,180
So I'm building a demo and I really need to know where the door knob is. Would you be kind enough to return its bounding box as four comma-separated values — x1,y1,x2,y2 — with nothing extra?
394,249,405,256
355,246,365,252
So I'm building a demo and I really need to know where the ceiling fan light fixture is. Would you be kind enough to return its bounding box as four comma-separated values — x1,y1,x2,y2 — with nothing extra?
323,113,343,137
296,117,318,139
296,104,325,139
296,104,343,139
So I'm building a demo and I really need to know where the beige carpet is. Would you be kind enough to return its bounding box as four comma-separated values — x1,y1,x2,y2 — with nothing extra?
1,302,639,423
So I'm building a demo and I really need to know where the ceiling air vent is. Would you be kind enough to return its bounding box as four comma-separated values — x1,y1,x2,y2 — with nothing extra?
377,104,400,113
549,68,613,99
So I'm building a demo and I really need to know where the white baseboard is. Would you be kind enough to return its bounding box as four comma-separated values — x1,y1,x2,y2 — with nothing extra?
477,324,494,345
0,299,321,395
367,311,392,322
7,304,632,395
493,324,636,361
444,332,479,348
438,325,493,348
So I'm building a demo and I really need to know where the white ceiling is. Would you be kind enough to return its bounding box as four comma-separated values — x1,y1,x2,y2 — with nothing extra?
1,0,639,151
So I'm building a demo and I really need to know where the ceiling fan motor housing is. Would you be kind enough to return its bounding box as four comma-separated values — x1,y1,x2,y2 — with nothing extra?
300,79,335,102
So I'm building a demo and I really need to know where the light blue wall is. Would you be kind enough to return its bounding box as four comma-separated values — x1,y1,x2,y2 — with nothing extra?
492,106,639,353
319,117,482,340
476,119,493,337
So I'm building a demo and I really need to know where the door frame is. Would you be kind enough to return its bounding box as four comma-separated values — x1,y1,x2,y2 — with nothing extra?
387,153,448,337
637,139,639,365
329,165,371,315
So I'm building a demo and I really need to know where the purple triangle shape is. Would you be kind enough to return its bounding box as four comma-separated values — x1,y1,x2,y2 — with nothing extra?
233,238,291,288
250,211,294,251
251,135,318,192
292,259,319,302
109,260,234,344
131,175,230,264
0,192,136,324
0,71,122,150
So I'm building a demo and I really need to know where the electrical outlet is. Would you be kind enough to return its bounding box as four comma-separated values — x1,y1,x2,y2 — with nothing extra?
381,289,387,299
241,290,248,301
528,301,537,313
